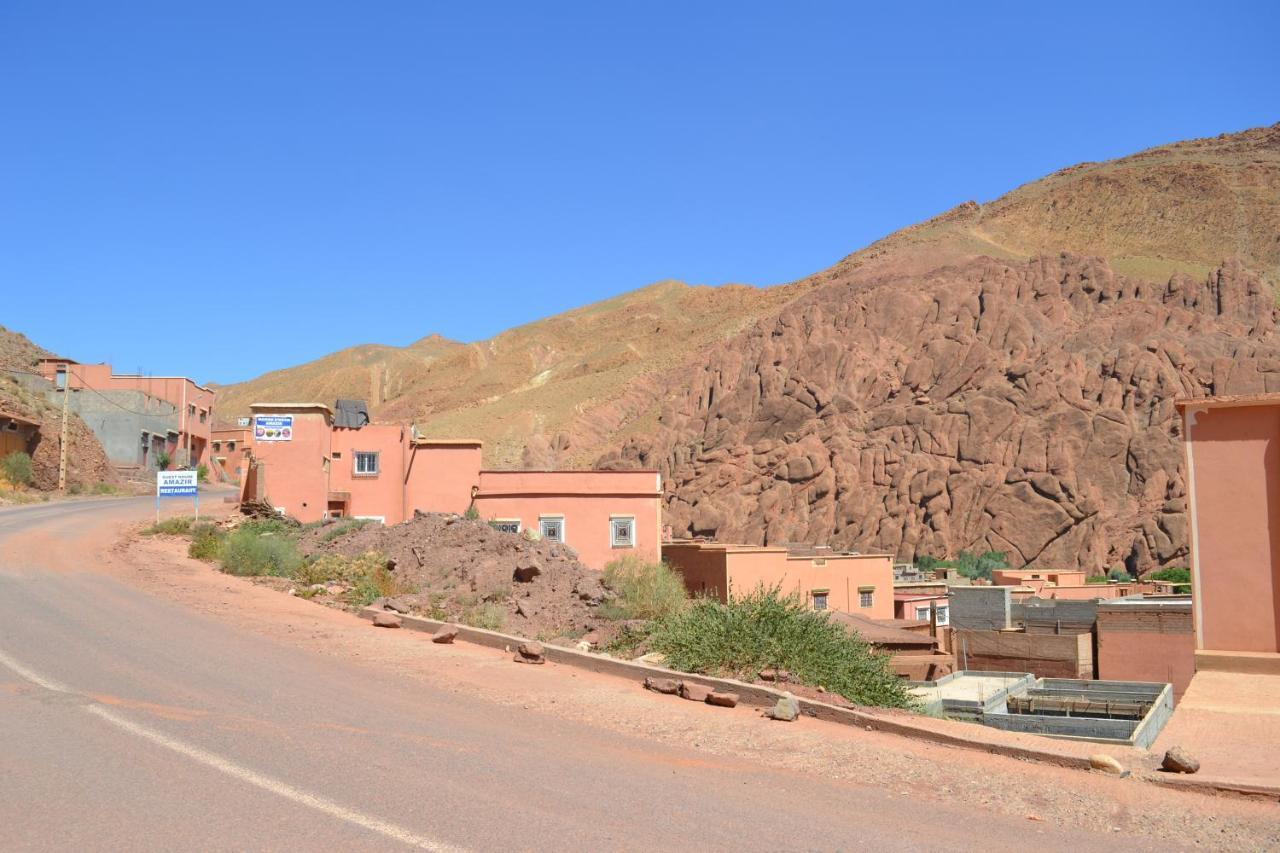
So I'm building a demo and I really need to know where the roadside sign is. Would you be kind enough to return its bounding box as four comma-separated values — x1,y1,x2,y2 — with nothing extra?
237,416,251,427
158,470,198,497
156,470,199,521
254,415,293,441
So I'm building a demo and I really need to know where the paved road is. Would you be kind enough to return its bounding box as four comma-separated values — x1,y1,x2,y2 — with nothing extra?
0,497,1123,851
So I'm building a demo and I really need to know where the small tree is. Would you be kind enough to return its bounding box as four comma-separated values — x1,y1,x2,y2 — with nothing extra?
0,451,33,487
196,463,209,483
155,450,171,471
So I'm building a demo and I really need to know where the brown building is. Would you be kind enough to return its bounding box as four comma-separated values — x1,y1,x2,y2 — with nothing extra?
1097,595,1195,700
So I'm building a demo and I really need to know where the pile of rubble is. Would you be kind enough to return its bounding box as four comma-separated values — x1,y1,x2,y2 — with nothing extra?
299,512,616,643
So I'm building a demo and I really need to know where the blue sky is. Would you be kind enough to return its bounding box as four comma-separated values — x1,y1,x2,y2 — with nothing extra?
1,2,1276,384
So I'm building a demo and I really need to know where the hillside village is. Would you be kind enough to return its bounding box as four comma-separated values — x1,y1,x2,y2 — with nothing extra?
4,124,1279,803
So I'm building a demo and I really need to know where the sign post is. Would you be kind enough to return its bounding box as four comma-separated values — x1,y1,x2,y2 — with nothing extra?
157,470,200,522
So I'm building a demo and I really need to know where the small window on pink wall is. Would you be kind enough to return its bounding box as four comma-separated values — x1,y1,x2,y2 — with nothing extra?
610,516,635,548
353,451,379,477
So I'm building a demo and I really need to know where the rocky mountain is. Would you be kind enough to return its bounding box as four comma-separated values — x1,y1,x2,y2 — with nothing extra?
0,326,117,490
219,122,1280,571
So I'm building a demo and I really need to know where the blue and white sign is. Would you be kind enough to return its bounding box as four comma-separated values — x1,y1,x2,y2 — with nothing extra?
254,415,294,442
157,470,199,497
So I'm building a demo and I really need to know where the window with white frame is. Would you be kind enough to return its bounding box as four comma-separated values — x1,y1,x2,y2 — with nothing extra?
491,519,521,535
353,451,379,477
915,605,931,620
539,516,564,543
859,589,874,608
610,516,635,548
935,605,949,626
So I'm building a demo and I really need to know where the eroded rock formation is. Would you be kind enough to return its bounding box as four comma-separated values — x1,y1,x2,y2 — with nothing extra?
607,255,1277,573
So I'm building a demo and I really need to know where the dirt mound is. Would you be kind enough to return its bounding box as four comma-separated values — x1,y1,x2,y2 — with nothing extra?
299,513,614,642
0,327,118,491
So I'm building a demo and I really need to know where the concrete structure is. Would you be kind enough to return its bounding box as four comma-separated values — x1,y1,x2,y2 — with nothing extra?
0,410,38,460
1175,394,1280,672
912,672,1174,748
992,569,1087,588
35,359,214,468
662,541,894,618
240,402,661,570
949,586,1013,630
1096,595,1195,700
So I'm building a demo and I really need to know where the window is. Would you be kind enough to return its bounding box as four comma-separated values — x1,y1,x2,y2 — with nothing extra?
199,409,207,424
915,606,931,621
55,368,67,389
212,441,222,452
227,441,236,451
491,519,521,535
813,592,828,611
353,451,379,476
3,421,17,433
935,605,949,626
859,590,874,608
539,516,564,543
332,451,342,459
610,516,635,548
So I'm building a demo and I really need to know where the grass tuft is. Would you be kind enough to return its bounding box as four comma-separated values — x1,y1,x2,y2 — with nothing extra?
601,554,688,621
143,516,195,536
219,528,302,577
646,585,915,709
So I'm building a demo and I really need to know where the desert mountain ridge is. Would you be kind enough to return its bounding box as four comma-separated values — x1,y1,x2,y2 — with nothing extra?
207,122,1280,571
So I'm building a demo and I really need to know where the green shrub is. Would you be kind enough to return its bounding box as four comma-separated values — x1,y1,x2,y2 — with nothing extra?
1108,567,1133,582
143,516,195,536
464,504,480,520
90,482,118,495
1147,567,1191,585
155,451,171,471
647,585,914,709
196,463,208,483
461,601,506,631
0,451,33,487
343,551,414,606
319,518,371,543
187,523,225,560
238,517,298,537
219,529,301,577
601,554,688,620
1085,574,1110,584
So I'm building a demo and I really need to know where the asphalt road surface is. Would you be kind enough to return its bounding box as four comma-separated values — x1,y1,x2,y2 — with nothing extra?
0,497,1136,851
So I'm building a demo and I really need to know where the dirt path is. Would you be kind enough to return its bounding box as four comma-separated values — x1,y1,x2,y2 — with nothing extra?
62,502,1275,850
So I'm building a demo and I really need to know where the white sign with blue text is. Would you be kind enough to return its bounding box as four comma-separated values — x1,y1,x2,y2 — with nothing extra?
254,415,293,442
157,470,199,497
156,469,200,522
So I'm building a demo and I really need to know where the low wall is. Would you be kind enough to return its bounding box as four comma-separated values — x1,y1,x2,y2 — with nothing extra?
953,628,1093,679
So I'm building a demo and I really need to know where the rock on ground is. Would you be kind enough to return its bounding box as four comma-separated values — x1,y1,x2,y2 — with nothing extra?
1161,746,1200,774
766,692,801,722
371,612,402,629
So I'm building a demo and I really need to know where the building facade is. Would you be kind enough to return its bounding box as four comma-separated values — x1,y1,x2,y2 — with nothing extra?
35,359,214,469
239,402,662,570
1176,394,1280,669
662,541,894,619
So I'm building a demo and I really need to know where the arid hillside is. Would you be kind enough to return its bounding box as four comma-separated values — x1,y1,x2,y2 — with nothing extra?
216,280,809,467
0,326,117,490
219,122,1279,570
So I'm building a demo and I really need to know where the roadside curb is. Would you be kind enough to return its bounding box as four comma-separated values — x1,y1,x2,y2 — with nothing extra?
359,607,1099,769
1141,773,1280,802
358,606,1280,800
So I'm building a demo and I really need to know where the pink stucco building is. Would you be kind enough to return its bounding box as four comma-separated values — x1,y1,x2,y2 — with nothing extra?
239,402,662,570
662,541,895,619
1176,394,1280,672
37,358,215,468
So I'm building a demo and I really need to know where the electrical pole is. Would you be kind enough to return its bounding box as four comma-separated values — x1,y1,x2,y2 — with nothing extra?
57,381,69,491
